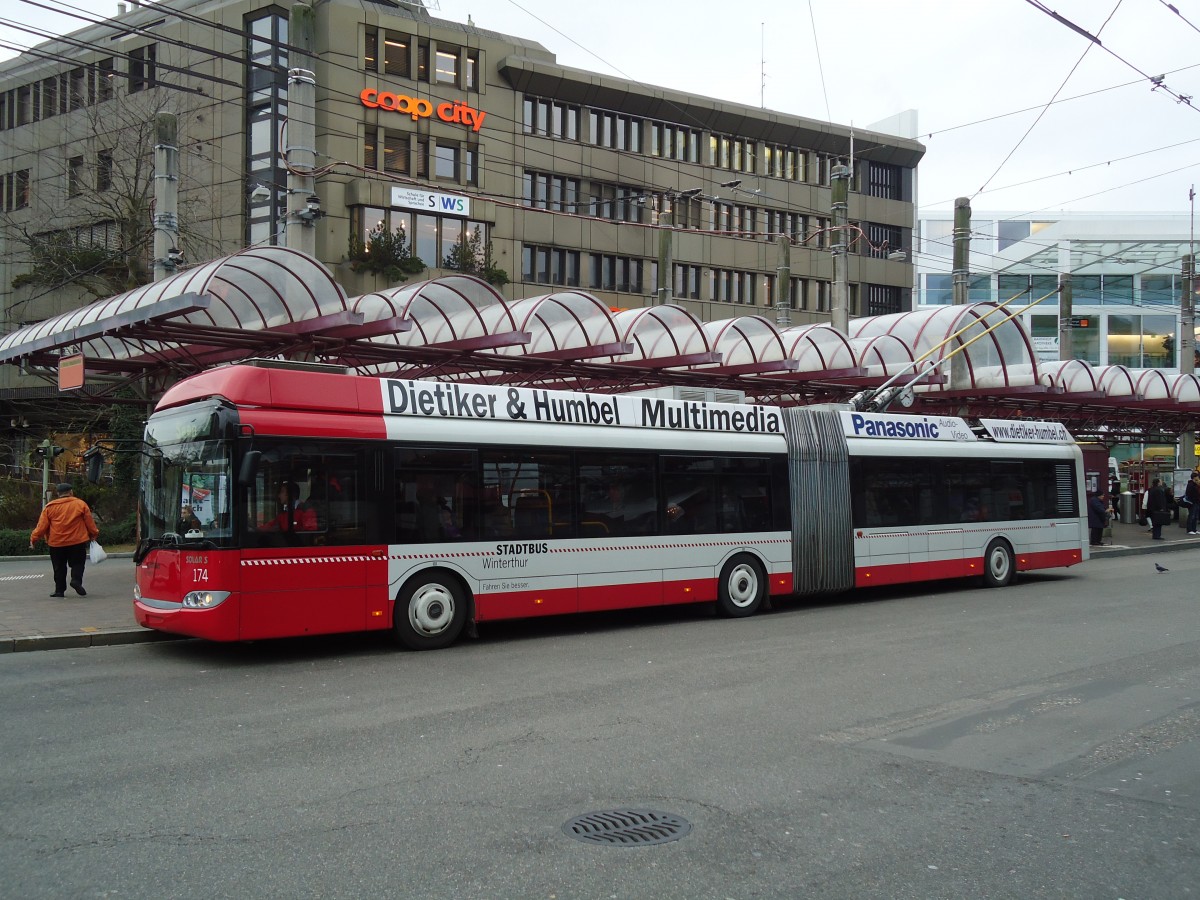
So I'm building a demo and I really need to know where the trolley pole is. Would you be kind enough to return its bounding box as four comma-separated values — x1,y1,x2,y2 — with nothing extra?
951,197,971,305
286,4,319,255
1180,242,1196,469
152,113,179,282
775,233,791,327
1058,273,1073,362
656,193,673,306
830,164,850,332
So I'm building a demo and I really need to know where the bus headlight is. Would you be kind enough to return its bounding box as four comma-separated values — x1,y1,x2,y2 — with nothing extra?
181,590,231,609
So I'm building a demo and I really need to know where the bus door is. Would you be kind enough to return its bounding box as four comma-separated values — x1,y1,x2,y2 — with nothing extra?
240,446,375,639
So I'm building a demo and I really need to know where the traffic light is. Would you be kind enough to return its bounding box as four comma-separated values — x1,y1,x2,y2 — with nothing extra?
85,449,103,484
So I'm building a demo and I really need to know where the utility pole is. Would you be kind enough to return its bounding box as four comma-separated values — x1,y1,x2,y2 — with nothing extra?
830,164,850,332
656,193,674,306
1058,273,1073,362
1180,197,1195,468
152,113,179,282
775,233,791,327
951,197,971,305
286,4,319,255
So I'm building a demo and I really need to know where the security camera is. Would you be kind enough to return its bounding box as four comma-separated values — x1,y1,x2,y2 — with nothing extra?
249,184,270,202
167,248,185,265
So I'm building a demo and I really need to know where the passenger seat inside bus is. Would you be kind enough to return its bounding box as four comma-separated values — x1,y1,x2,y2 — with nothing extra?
512,490,552,538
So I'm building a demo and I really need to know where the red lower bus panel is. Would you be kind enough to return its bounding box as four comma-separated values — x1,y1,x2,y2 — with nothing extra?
855,547,1083,588
474,585,577,621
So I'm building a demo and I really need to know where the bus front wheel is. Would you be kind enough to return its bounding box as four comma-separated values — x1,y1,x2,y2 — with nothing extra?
717,554,766,617
982,539,1015,588
394,571,467,650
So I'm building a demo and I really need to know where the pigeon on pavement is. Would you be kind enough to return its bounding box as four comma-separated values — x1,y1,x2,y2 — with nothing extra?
1155,563,1169,573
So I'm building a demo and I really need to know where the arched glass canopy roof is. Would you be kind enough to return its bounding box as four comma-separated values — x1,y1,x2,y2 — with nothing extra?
3,254,1199,433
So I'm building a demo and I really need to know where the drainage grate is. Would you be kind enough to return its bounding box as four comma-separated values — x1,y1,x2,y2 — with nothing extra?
562,809,692,847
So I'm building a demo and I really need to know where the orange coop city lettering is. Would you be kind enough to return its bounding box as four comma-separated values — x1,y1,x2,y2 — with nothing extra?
360,88,486,132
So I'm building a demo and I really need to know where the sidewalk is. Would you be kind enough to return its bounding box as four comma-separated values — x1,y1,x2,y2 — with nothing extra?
1,520,1195,653
0,553,181,653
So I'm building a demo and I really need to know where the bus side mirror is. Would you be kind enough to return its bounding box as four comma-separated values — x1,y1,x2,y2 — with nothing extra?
238,450,261,487
85,449,103,484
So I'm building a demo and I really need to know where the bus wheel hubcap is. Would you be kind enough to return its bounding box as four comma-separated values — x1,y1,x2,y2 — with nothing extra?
728,564,758,608
410,584,454,635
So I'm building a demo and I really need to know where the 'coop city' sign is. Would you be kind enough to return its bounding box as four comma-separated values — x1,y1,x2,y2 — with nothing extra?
360,88,486,131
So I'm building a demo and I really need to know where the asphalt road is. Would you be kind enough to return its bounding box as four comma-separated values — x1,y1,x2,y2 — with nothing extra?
1,553,1197,899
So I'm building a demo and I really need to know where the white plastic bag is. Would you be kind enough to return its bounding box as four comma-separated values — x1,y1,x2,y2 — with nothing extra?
88,540,108,565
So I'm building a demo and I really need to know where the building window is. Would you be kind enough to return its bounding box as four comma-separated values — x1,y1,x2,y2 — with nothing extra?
650,122,700,162
245,12,288,247
921,219,953,257
522,244,581,286
522,96,580,141
97,150,113,191
709,268,758,305
434,143,459,180
465,51,479,90
1141,274,1177,306
523,171,580,212
384,33,409,77
866,223,902,259
69,67,88,110
588,109,641,151
16,85,31,125
67,155,85,196
382,131,408,174
866,284,903,316
97,58,115,103
2,169,31,211
590,253,644,293
365,30,378,71
435,50,458,84
814,280,830,312
653,193,701,230
129,45,157,93
674,264,701,299
924,274,952,306
41,76,58,120
414,139,428,177
712,135,756,173
765,210,805,240
588,181,644,222
866,161,903,200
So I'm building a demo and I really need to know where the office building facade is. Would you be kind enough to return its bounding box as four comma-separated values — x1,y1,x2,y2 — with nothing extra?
1,0,922,402
916,211,1195,369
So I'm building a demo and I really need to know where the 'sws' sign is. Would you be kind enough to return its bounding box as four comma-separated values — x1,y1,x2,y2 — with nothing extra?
390,187,470,218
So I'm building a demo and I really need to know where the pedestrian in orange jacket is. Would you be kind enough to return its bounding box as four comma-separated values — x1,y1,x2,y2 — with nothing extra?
30,483,99,597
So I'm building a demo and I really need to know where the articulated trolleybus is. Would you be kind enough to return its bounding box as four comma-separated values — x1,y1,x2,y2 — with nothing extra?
133,362,1087,648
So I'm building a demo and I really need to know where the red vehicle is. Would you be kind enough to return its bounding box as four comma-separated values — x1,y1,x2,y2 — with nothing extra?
133,361,1086,648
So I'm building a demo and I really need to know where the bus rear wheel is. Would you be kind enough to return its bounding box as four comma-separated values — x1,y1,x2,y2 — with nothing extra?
717,554,766,617
395,571,467,650
982,538,1015,588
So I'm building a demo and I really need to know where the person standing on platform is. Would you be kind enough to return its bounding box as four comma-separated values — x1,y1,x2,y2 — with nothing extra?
1146,478,1168,541
1087,491,1109,547
29,483,100,597
1185,473,1200,535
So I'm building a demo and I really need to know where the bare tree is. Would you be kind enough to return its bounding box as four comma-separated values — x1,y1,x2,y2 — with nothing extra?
2,90,216,305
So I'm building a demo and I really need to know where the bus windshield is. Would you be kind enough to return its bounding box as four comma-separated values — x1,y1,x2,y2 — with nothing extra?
140,405,235,549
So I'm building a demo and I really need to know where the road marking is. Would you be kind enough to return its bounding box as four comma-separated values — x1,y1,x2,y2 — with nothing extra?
0,574,45,581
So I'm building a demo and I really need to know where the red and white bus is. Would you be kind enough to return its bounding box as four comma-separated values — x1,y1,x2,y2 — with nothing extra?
132,361,1087,648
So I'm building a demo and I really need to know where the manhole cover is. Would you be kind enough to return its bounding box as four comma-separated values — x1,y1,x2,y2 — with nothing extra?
562,809,692,846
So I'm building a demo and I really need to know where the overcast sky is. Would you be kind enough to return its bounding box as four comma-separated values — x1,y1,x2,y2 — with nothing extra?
4,0,1199,217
